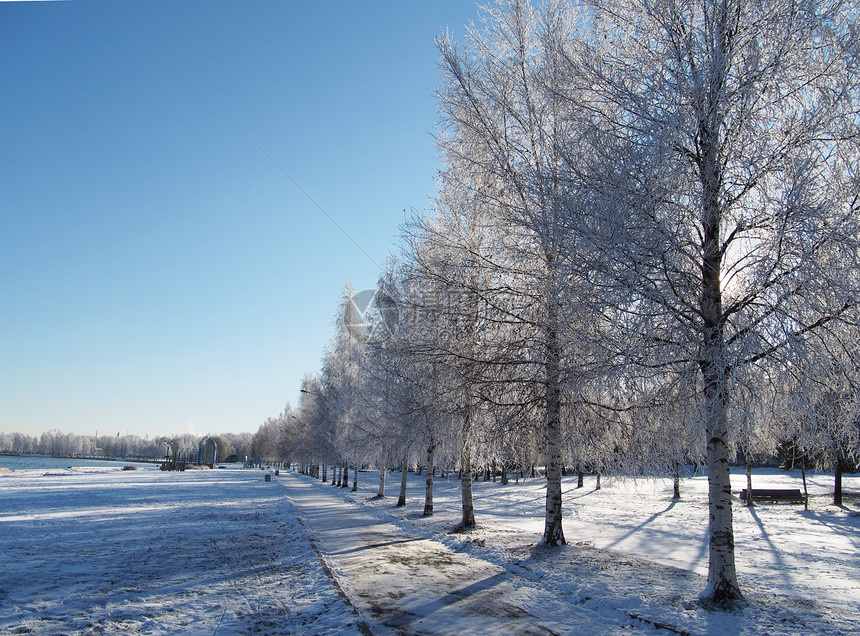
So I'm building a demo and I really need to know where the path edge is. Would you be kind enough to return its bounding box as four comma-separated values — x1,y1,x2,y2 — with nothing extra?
276,475,377,636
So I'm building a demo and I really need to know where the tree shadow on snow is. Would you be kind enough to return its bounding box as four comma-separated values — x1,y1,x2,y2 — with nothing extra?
745,506,795,590
600,500,679,551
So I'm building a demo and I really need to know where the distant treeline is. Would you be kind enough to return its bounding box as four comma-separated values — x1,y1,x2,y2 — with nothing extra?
0,430,254,461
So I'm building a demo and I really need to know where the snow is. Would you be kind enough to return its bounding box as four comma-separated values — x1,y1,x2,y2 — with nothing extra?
0,466,363,635
1,464,857,634
309,467,860,635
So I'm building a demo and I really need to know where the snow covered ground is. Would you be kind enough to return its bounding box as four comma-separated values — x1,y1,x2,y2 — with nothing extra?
0,466,362,635
1,463,857,634
301,466,860,635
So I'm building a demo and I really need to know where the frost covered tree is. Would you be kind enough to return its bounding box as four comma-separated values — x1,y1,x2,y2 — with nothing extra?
318,283,381,487
370,265,462,512
728,363,786,503
785,321,860,504
403,198,495,530
281,372,339,479
570,0,860,601
251,418,283,463
618,372,705,497
0,432,38,454
436,0,615,546
318,278,417,496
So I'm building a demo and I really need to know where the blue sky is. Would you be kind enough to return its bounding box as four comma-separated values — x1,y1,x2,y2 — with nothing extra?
1,0,479,439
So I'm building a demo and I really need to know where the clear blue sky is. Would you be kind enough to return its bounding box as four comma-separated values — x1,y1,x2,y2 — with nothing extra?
1,0,479,439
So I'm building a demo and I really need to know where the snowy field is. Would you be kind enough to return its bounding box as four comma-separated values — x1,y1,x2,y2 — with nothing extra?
0,466,362,635
1,464,857,634
341,466,860,634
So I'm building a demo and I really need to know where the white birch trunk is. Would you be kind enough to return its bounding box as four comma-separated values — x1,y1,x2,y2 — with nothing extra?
542,309,566,546
397,457,408,507
423,441,436,516
699,110,742,601
458,403,476,530
459,436,476,529
376,466,386,498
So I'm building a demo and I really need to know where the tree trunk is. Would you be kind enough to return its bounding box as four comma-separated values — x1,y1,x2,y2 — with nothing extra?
834,449,843,506
424,441,436,516
397,457,408,507
744,456,754,506
577,470,584,489
673,462,681,499
458,435,476,530
542,325,566,547
801,461,809,511
500,464,508,485
321,463,327,483
699,109,743,603
352,465,358,491
377,466,386,498
595,471,601,491
703,402,741,603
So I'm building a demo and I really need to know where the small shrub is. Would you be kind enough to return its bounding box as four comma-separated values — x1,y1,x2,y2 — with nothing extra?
122,465,137,471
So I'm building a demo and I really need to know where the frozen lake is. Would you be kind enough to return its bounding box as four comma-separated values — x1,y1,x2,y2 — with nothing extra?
0,454,157,472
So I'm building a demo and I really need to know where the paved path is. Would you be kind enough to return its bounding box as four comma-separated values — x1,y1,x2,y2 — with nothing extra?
278,472,625,636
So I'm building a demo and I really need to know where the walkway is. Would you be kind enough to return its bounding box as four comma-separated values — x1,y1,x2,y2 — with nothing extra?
278,472,626,635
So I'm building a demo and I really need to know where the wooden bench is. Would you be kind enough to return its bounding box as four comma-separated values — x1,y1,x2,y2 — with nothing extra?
739,488,806,504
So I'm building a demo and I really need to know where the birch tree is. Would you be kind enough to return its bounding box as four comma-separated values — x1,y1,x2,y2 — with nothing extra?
572,0,860,602
786,321,860,504
377,264,461,515
404,197,494,530
437,0,612,546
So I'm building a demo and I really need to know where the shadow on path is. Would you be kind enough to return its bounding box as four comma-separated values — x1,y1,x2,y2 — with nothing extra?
279,471,630,635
